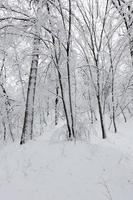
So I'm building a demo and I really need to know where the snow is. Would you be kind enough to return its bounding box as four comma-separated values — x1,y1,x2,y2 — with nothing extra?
0,121,133,200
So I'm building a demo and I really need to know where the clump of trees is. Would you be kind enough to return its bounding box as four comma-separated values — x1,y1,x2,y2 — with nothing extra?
0,0,133,144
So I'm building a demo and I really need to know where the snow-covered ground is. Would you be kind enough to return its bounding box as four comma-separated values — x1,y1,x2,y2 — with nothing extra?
0,120,133,200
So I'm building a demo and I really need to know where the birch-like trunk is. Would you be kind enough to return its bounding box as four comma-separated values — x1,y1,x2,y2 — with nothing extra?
0,84,14,142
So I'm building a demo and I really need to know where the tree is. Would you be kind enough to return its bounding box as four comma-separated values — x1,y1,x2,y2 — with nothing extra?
112,0,133,66
75,0,111,138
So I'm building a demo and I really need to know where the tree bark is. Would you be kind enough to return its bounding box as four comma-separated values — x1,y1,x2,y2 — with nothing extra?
46,1,73,139
108,43,117,133
20,34,40,145
97,66,106,139
66,0,75,139
55,83,59,126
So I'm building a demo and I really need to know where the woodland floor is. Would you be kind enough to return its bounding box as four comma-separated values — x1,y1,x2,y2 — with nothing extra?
0,119,133,200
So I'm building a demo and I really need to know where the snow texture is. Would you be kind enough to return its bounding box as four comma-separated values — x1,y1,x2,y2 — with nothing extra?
0,120,133,200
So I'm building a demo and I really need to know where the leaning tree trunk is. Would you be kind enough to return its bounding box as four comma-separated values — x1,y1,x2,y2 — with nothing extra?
66,0,75,139
20,33,40,145
46,1,73,139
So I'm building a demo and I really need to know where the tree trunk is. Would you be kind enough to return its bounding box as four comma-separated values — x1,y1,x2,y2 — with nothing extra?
112,0,133,66
109,43,117,133
20,34,40,145
47,97,50,117
55,84,59,126
96,66,106,139
0,84,14,142
57,67,72,138
66,0,75,139
2,120,6,141
111,72,117,133
46,1,73,139
97,94,106,139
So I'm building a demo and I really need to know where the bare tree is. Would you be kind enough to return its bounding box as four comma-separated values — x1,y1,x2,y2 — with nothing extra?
20,1,41,144
76,0,110,138
112,0,133,66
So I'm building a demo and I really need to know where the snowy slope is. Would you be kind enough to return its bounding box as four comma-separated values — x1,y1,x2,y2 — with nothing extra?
0,122,133,200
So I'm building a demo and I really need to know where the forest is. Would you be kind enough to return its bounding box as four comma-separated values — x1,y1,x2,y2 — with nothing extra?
0,0,133,199
0,0,133,143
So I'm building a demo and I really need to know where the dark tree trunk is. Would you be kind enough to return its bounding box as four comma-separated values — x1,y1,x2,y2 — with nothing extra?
46,1,73,139
55,84,59,126
57,68,72,138
20,34,40,145
97,95,106,139
47,97,50,117
66,0,75,139
112,0,133,66
96,66,106,139
2,121,6,141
